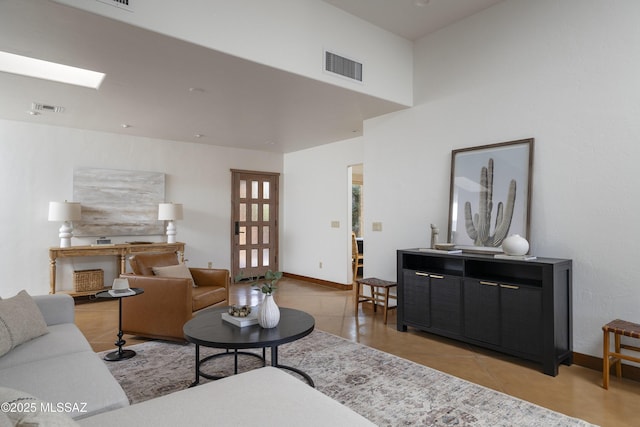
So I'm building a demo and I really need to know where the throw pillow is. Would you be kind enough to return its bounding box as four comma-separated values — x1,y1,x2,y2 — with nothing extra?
0,387,80,426
0,291,49,357
152,263,196,287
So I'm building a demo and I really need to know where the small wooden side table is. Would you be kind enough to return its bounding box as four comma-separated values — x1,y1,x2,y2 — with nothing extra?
602,319,640,389
96,288,144,361
355,277,397,324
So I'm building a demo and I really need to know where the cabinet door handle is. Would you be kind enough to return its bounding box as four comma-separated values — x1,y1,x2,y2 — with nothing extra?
415,272,429,277
429,274,444,279
500,284,520,290
480,281,499,286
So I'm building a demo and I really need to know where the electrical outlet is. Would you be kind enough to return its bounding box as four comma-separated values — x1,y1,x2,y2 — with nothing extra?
319,261,323,269
207,261,213,269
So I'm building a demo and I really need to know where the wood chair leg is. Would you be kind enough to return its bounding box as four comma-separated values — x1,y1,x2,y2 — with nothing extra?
352,261,357,284
603,329,610,389
615,334,622,378
371,286,377,312
383,287,390,324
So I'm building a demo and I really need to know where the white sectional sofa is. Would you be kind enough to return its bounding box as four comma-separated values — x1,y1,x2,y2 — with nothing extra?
79,366,374,426
0,293,129,421
0,292,374,426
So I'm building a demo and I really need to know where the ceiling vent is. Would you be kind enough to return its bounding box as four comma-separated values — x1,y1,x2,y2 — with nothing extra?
32,102,65,113
96,0,134,12
325,51,363,82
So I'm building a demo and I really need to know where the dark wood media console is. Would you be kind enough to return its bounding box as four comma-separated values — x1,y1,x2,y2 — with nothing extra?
397,249,572,376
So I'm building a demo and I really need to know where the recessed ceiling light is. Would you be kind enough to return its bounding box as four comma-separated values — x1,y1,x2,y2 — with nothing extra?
121,124,130,128
0,51,105,89
414,0,430,6
194,133,204,138
188,87,205,93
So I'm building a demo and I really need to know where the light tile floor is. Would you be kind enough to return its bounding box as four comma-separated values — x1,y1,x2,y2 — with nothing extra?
75,277,638,427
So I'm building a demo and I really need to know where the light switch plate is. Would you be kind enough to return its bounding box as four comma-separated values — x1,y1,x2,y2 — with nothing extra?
372,222,382,232
331,220,340,228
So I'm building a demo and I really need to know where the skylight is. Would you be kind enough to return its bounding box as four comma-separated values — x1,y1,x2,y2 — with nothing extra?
0,51,105,89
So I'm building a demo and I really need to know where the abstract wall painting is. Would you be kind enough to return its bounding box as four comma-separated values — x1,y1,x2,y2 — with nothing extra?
73,168,165,237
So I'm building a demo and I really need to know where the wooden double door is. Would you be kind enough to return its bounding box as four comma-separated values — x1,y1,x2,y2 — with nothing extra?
230,170,279,282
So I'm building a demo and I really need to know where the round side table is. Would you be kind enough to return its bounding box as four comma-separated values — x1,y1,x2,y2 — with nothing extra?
95,288,144,361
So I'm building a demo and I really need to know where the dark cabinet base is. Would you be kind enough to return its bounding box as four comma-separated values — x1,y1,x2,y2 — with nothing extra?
397,249,573,376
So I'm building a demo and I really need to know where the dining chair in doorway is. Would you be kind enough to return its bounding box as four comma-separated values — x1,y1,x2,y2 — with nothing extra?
352,232,363,282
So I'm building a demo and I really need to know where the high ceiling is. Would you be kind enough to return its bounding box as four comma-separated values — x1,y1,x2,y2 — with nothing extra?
0,0,502,153
324,0,502,41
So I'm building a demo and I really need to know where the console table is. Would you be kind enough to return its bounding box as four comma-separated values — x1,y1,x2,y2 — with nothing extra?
49,242,185,295
397,249,572,376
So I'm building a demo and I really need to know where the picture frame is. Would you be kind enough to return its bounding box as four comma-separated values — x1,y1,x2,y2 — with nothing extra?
447,138,534,252
73,168,165,237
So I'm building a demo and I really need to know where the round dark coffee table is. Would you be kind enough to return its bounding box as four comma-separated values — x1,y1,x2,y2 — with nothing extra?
183,306,315,386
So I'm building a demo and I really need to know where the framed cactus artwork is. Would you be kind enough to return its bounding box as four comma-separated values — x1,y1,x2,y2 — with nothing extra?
447,138,534,252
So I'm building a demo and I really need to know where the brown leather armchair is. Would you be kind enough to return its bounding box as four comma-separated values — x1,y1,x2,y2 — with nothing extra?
121,252,230,342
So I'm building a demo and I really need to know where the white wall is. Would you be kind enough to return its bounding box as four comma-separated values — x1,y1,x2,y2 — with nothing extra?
363,0,640,358
0,119,282,297
282,137,363,284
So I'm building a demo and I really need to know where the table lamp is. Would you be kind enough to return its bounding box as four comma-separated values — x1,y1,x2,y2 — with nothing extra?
158,202,183,243
48,201,81,248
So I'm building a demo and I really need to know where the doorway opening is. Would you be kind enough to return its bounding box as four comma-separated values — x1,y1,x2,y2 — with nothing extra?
350,164,363,281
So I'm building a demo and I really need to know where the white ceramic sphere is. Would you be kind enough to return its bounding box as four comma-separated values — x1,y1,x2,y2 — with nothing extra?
502,234,529,256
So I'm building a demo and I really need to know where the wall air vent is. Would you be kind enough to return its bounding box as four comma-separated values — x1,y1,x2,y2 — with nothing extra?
325,51,363,82
96,0,133,12
31,102,65,113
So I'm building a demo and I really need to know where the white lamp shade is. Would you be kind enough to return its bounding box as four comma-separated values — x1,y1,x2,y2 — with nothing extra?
48,201,81,221
158,203,183,221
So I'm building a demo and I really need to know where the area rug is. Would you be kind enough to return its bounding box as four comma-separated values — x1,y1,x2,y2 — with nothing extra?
100,330,596,426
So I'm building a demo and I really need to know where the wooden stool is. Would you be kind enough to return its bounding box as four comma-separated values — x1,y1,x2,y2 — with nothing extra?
355,277,397,324
602,319,640,389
